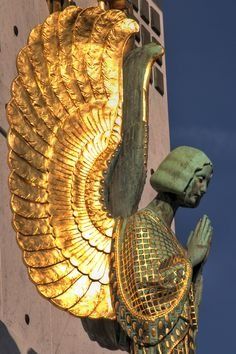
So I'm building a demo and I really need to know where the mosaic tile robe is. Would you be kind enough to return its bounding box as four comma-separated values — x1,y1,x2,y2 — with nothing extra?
111,209,198,354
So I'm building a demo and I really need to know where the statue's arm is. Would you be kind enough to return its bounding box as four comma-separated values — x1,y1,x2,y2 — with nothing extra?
192,264,204,317
187,215,213,318
121,213,192,311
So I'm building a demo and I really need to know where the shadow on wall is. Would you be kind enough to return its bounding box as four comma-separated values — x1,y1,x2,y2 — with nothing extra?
0,321,38,354
0,320,20,354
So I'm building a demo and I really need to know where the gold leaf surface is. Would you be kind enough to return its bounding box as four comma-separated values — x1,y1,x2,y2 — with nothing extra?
7,5,138,319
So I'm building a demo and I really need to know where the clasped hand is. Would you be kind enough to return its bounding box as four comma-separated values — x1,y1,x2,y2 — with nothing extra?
187,215,213,268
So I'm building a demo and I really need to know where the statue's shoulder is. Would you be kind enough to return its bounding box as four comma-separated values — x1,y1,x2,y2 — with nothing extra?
124,208,170,236
114,209,173,256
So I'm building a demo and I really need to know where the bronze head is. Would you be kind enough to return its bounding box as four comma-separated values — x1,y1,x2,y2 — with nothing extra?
150,146,213,207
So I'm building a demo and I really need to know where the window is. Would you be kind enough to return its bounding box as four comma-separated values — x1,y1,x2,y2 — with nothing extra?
154,67,164,96
141,0,149,24
151,7,161,36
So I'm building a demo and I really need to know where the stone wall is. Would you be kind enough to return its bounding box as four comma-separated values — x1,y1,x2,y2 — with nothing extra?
0,1,169,353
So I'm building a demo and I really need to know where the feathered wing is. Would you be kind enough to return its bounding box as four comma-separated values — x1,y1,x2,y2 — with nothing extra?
106,43,164,218
7,6,138,319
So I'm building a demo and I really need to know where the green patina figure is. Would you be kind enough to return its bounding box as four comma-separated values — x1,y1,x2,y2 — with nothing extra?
109,146,213,354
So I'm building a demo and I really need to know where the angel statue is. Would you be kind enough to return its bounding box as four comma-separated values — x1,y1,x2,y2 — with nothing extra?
7,2,213,354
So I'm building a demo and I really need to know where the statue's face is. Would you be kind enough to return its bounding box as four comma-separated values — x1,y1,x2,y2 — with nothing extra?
182,164,213,208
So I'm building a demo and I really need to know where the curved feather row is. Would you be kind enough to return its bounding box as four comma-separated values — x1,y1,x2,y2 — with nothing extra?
7,6,138,319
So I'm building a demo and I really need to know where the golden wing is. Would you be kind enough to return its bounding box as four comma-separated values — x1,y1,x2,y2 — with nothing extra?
7,5,138,319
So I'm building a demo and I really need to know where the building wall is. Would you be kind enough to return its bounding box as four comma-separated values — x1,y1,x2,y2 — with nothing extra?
0,0,169,353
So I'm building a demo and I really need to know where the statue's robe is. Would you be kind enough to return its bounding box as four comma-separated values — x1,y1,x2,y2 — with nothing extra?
111,209,198,354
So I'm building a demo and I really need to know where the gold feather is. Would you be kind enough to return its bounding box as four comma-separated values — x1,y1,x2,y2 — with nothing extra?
7,5,138,319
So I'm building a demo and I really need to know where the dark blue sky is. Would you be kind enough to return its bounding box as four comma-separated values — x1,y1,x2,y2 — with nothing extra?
162,1,236,352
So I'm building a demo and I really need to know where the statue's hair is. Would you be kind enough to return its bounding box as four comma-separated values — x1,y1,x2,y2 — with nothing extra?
150,146,213,196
